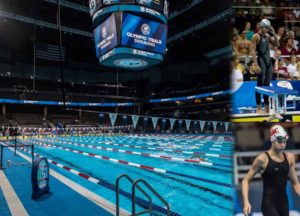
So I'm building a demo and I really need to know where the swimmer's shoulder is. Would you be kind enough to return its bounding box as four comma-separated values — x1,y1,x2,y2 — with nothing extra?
284,152,295,165
254,153,268,167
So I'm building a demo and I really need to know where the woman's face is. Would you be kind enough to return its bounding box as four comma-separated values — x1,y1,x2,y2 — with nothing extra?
275,50,281,58
278,27,285,35
234,58,240,67
241,31,246,39
261,26,269,34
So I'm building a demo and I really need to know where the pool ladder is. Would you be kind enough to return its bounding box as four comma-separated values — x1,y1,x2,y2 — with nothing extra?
116,174,170,216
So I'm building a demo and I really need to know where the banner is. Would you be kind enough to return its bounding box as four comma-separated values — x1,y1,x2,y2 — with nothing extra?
225,122,230,132
150,90,231,103
151,117,159,129
200,121,206,131
131,115,140,128
186,120,191,131
170,119,176,130
109,113,118,126
212,121,218,131
36,42,66,62
0,98,134,107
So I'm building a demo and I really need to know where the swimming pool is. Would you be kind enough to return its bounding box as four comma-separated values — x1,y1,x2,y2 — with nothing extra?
17,134,234,216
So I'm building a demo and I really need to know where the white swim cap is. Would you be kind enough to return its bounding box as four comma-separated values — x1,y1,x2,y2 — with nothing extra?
260,19,271,28
270,125,288,142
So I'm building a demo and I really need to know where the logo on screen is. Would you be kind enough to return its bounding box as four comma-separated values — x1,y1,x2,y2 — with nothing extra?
103,0,113,4
101,26,107,38
141,24,150,35
164,0,168,16
89,0,96,10
37,159,49,189
138,0,152,3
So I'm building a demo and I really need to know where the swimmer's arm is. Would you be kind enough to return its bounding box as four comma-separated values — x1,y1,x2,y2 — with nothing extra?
250,34,259,65
242,154,265,206
268,26,279,47
288,153,300,197
233,39,239,54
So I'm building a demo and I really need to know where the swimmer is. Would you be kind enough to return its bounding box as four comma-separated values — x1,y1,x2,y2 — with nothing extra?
190,154,206,161
251,19,279,114
165,143,181,149
242,125,300,216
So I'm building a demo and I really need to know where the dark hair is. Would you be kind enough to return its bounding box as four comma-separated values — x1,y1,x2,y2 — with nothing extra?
284,37,292,45
232,55,239,62
247,60,254,68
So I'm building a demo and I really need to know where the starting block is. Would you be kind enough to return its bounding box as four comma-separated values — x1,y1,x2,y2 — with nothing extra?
255,86,298,114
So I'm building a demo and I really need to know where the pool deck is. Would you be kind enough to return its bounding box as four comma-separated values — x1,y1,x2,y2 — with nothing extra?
0,146,128,216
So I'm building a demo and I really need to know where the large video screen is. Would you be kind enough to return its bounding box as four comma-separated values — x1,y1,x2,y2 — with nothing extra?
103,0,135,6
136,0,163,13
93,14,118,57
91,0,167,16
163,0,168,17
121,13,167,54
89,0,102,16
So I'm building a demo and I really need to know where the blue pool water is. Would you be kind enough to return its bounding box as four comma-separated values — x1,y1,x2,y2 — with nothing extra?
18,134,234,216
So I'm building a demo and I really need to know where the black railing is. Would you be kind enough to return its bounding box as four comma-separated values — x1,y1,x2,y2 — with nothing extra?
132,179,170,216
0,142,34,170
116,174,152,216
116,174,170,216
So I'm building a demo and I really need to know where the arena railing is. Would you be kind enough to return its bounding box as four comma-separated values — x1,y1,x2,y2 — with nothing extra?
238,55,300,64
0,139,34,170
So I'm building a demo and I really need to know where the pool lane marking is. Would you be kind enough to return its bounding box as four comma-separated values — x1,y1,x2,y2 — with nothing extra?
13,146,181,216
0,170,29,216
27,140,233,188
42,137,232,159
32,139,215,166
17,144,233,210
126,134,233,141
57,137,234,149
53,135,234,146
56,138,234,151
40,139,233,168
0,142,129,216
53,135,233,145
34,139,233,168
45,139,232,164
32,139,232,171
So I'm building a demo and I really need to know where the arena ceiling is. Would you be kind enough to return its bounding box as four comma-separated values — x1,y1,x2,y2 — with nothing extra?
0,0,231,89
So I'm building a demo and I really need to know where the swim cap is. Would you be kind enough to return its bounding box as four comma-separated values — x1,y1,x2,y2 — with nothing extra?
270,125,288,142
260,19,271,28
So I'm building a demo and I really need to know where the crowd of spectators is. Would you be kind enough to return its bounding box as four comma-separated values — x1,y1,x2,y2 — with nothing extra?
231,0,300,83
233,0,300,21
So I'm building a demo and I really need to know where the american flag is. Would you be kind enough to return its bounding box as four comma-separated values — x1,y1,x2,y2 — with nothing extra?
35,42,66,62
